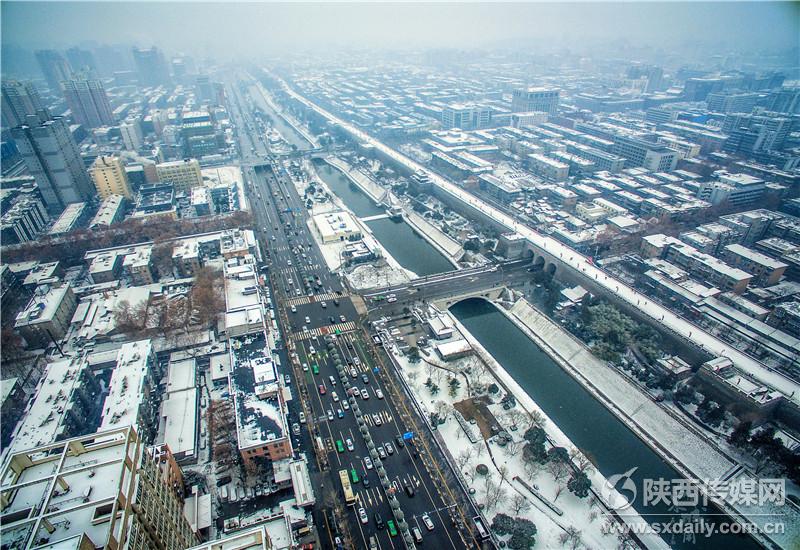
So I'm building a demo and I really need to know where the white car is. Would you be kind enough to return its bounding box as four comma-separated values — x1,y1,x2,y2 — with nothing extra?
372,413,382,426
342,400,350,410
375,389,384,399
304,316,311,324
350,368,358,378
358,507,368,524
346,438,354,452
364,457,373,470
299,412,306,423
302,363,309,372
291,305,297,313
422,514,434,531
360,389,369,400
331,391,339,402
327,410,334,421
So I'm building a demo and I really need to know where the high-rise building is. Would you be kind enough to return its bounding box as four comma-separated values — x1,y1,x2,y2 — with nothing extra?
1,80,43,127
10,110,95,215
195,74,216,103
89,155,133,199
132,46,171,86
34,49,72,93
65,46,97,76
156,158,203,191
120,118,143,151
626,64,665,92
511,87,560,115
61,78,115,128
0,426,200,550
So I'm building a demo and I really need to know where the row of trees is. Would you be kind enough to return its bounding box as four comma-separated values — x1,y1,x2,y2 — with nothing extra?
3,210,253,266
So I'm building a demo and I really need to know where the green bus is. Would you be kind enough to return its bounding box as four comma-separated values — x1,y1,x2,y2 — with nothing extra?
350,468,359,483
387,520,398,537
336,440,345,453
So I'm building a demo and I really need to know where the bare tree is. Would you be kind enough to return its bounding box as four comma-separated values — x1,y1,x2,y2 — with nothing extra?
506,438,523,457
113,299,148,335
559,526,583,550
456,447,474,471
191,266,225,327
504,408,525,429
498,464,510,486
511,493,532,515
524,410,545,431
434,400,450,421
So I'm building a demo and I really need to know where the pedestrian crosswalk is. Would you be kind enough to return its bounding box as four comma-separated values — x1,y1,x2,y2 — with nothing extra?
293,321,357,340
285,292,340,307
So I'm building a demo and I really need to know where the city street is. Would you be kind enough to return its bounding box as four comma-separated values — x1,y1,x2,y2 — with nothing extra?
227,76,484,549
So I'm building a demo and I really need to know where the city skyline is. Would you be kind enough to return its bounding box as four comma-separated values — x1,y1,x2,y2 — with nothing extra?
2,2,798,64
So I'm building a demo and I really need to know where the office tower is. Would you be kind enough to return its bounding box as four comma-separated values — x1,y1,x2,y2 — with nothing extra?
10,110,95,215
156,158,203,191
706,91,760,114
65,46,97,76
722,113,794,154
34,49,72,93
511,87,560,115
0,426,200,550
626,64,665,92
89,155,133,199
171,57,187,81
612,136,679,171
441,103,492,130
61,78,115,128
195,74,214,102
120,118,143,151
764,87,800,114
1,80,43,127
132,46,171,86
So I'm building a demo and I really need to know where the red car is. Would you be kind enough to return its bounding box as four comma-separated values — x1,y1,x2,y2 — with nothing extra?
318,384,326,395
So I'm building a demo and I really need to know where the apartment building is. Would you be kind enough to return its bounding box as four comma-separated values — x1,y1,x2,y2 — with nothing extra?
723,244,788,287
89,156,133,199
0,426,200,550
156,158,203,191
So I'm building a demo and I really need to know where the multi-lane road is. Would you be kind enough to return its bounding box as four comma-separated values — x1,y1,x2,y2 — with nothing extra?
227,76,487,550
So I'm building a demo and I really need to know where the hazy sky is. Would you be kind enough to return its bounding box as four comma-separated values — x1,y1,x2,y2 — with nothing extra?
2,1,798,58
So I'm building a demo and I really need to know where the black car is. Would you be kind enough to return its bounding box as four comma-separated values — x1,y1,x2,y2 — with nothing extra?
329,316,336,324
374,513,385,530
403,482,415,498
362,476,370,487
395,435,406,448
362,374,369,384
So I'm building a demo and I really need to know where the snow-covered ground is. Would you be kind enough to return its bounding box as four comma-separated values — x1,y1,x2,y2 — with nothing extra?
346,263,411,290
295,159,416,286
385,310,666,550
